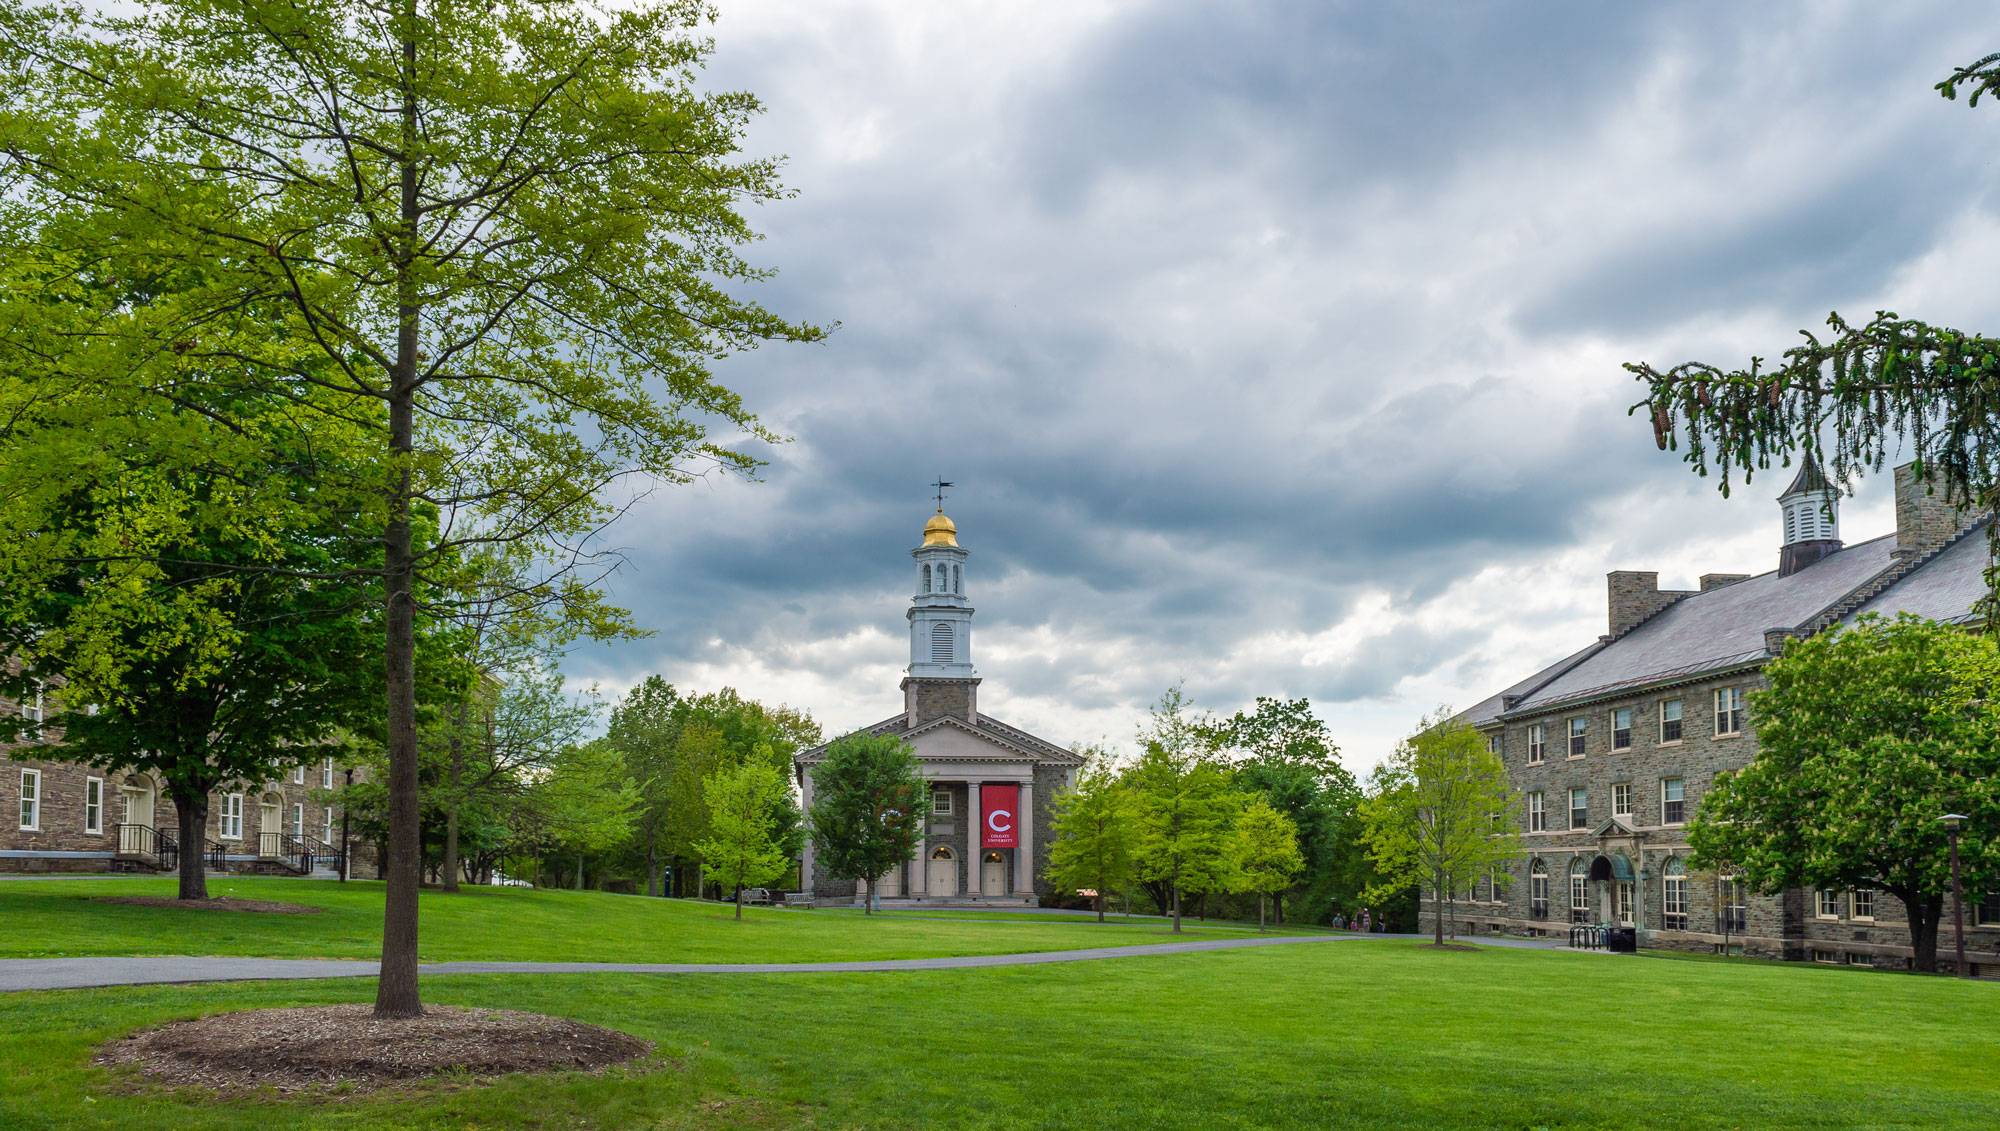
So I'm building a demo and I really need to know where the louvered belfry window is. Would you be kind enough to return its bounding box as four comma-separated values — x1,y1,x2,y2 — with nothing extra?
931,622,953,662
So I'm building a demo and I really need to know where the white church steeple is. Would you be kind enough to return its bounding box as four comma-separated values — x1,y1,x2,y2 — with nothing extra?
908,504,974,679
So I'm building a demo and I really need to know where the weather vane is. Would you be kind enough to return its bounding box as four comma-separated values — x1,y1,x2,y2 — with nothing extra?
931,475,954,513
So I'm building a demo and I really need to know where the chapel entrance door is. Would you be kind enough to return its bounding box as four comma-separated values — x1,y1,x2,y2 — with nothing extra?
927,846,957,897
982,851,1007,896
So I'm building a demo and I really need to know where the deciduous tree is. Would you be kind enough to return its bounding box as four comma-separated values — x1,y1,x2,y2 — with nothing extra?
0,0,818,1016
696,757,792,920
1131,748,1240,935
1361,711,1520,946
1689,615,2000,972
1048,754,1137,922
807,733,929,915
1228,798,1305,932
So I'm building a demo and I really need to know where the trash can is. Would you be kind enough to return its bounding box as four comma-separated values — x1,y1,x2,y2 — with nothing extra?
1606,926,1638,953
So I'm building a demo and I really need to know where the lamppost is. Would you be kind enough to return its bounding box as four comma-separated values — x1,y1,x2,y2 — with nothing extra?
1941,813,1968,977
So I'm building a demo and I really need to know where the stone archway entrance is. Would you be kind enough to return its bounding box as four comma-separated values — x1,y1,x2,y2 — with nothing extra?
1587,853,1636,925
981,851,1007,896
927,845,957,897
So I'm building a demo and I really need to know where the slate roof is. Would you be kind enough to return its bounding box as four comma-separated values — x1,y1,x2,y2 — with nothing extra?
1466,518,1993,721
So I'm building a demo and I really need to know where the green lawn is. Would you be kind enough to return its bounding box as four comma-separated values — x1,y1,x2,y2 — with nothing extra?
0,877,1300,962
2,940,1996,1129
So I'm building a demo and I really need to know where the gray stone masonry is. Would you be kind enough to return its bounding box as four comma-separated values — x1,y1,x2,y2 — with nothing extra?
1607,571,1695,638
1894,463,1970,561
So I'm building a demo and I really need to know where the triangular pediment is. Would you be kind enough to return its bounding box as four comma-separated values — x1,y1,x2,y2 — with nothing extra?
1593,817,1637,839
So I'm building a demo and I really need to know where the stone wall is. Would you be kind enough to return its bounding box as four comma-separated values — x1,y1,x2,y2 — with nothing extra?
1606,571,1694,637
1893,463,1970,561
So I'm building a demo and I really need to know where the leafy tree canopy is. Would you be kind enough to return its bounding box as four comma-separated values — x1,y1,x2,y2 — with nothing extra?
807,732,929,914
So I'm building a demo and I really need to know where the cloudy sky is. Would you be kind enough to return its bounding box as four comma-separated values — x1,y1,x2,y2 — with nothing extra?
566,2,2000,777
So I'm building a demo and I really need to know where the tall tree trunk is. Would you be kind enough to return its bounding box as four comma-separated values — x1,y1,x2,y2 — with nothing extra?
172,786,209,901
735,883,743,920
1432,871,1445,945
1258,893,1266,932
1171,880,1182,934
1904,889,1942,973
374,0,425,1020
1096,891,1105,923
645,829,658,898
575,855,585,890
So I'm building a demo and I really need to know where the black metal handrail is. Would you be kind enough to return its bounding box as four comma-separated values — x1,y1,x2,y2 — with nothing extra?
207,840,227,872
114,824,178,871
287,832,344,875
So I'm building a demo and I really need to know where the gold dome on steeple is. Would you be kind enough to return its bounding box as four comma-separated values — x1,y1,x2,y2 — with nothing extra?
922,511,959,547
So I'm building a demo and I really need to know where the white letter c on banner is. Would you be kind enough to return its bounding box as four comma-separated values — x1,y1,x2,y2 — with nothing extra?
987,808,1013,834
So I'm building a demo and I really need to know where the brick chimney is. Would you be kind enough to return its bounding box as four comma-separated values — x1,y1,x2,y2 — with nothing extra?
1608,571,1695,638
1699,573,1750,592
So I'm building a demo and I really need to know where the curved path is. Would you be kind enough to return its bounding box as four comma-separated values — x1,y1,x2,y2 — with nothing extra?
0,932,1506,993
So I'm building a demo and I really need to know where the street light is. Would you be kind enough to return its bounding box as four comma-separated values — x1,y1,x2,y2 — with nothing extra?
1941,814,1968,977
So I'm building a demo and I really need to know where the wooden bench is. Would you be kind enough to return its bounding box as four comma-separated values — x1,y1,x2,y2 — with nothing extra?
740,887,775,906
776,891,814,909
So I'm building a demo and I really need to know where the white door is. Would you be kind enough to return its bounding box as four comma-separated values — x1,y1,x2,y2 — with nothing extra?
876,864,902,898
982,853,1007,895
118,783,155,855
927,850,957,897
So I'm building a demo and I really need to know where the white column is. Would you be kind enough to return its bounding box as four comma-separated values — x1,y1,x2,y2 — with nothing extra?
798,767,815,896
910,785,928,896
1015,779,1034,897
966,781,982,898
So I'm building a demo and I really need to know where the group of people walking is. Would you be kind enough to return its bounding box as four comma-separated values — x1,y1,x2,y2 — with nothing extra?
1331,909,1377,933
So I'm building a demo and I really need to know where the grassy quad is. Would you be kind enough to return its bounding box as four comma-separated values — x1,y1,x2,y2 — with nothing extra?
0,940,1996,1129
0,877,1308,962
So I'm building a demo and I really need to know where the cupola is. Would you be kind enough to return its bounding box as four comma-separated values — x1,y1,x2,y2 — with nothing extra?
1777,461,1841,576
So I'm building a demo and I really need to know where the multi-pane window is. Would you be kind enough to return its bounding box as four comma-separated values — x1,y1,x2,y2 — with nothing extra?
1714,687,1745,736
1817,889,1842,919
1569,787,1588,830
1527,791,1546,832
1527,723,1545,765
18,768,40,830
1720,876,1747,933
322,807,335,844
1663,862,1688,929
222,793,244,840
1570,867,1590,924
1661,777,1686,825
1852,888,1875,920
84,777,103,835
1567,717,1587,757
1612,782,1632,819
1489,868,1505,903
291,803,304,837
1487,733,1502,757
322,757,334,789
1611,707,1633,750
1615,881,1634,925
293,766,306,785
21,681,44,728
932,788,953,816
1530,861,1550,919
1979,892,2000,927
1660,698,1684,742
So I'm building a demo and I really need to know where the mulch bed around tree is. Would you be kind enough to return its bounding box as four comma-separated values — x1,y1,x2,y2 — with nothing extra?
96,1005,652,1095
92,896,322,915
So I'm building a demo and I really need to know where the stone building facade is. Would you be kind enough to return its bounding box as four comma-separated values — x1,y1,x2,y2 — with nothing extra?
1432,463,2000,970
795,508,1082,905
0,699,365,876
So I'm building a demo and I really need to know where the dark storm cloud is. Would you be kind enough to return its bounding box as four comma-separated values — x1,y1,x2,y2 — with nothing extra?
567,2,2000,760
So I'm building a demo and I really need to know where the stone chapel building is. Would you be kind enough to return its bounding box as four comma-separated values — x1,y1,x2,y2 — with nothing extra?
1434,462,2000,969
795,507,1082,905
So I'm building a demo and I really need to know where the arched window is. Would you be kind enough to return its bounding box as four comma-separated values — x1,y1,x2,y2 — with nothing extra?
931,622,953,663
1663,856,1689,929
930,845,955,861
952,564,961,593
921,564,931,593
1529,859,1549,919
1568,858,1590,924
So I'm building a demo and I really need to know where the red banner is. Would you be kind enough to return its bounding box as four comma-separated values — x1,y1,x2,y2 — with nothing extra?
981,783,1020,849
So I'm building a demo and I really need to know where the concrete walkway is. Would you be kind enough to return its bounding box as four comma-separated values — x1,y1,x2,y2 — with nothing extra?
2,932,1526,993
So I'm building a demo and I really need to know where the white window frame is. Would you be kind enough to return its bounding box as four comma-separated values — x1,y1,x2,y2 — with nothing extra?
1719,875,1747,933
1661,777,1686,826
1714,687,1745,736
322,806,335,844
1567,716,1587,758
1568,787,1588,830
1812,949,1840,964
1527,791,1545,832
18,768,41,831
222,793,244,841
84,776,103,835
1660,697,1684,743
293,765,306,785
1817,889,1841,920
1615,880,1634,925
21,681,43,725
291,803,304,837
1663,870,1688,929
1529,861,1550,918
1486,732,1501,756
1569,870,1590,924
1611,707,1633,751
931,788,953,816
1851,888,1874,921
322,757,334,789
1527,723,1545,765
1612,782,1632,819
